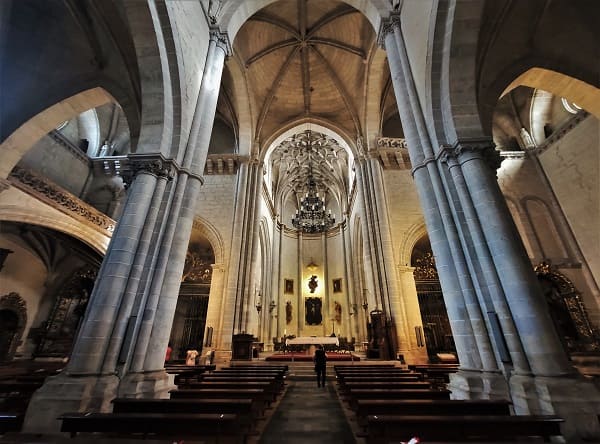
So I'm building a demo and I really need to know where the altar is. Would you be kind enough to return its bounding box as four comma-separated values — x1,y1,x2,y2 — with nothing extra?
285,336,339,346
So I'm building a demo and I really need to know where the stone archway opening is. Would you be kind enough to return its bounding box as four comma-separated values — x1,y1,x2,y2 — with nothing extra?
411,235,457,363
503,68,600,121
168,233,215,364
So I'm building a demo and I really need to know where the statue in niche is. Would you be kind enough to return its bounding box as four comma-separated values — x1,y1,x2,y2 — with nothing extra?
334,301,342,323
305,297,322,325
308,275,318,293
285,301,293,324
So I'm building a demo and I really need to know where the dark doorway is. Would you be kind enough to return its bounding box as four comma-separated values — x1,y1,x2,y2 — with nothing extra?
0,310,19,362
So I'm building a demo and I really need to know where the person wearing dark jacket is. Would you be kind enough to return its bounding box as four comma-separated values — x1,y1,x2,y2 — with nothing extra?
313,344,327,388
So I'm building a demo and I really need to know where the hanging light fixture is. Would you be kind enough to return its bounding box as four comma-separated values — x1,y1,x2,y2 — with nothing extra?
292,171,335,233
291,130,335,233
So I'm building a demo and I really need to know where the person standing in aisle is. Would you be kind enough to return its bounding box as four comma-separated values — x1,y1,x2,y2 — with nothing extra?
314,344,327,388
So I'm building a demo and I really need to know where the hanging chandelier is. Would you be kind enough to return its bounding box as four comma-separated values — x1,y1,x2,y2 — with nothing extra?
292,169,335,233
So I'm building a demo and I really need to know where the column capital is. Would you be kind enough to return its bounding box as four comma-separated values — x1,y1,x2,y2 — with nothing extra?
438,138,502,171
127,154,177,181
210,27,232,57
377,11,401,48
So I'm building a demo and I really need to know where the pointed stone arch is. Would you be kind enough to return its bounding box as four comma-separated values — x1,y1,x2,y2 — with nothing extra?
0,292,27,362
191,217,226,265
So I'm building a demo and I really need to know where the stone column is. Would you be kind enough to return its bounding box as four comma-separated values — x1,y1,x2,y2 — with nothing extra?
23,160,172,432
368,155,410,355
397,265,429,363
341,220,358,340
126,28,231,377
204,262,226,349
454,142,572,376
381,16,490,373
442,151,531,376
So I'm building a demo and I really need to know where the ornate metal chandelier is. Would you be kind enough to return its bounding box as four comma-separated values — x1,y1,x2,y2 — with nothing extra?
292,170,335,233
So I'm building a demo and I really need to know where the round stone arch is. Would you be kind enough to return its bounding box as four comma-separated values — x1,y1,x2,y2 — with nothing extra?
399,221,428,267
261,119,356,162
502,68,600,121
222,57,254,156
221,0,389,44
191,217,226,266
121,0,182,157
0,209,110,256
364,46,392,149
0,292,27,362
430,0,488,143
0,88,115,179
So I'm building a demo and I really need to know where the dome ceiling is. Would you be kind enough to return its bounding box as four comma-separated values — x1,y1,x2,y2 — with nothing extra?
233,0,376,143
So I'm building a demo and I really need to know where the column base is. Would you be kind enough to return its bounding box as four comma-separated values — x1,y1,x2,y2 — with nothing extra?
213,349,232,366
22,373,119,434
399,347,429,365
117,370,174,398
510,374,600,442
448,369,510,400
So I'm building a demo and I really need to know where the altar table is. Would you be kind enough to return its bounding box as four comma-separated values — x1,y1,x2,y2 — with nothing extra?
285,336,339,346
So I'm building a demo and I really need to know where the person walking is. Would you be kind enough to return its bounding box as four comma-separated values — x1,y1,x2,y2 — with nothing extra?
314,344,327,388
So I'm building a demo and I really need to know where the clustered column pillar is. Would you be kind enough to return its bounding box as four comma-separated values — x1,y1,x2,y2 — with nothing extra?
381,14,492,377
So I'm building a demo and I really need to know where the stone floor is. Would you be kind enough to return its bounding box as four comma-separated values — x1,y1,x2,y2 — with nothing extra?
258,379,357,444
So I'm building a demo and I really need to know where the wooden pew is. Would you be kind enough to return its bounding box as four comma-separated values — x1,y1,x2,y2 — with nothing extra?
337,375,423,384
185,381,279,402
229,364,289,372
354,399,511,428
365,414,564,443
341,381,431,394
59,412,247,443
198,375,284,391
169,388,271,411
347,388,451,410
408,364,459,383
112,397,263,431
0,413,24,434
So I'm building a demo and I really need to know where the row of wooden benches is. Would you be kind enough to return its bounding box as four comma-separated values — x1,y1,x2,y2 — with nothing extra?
334,364,564,443
59,364,289,442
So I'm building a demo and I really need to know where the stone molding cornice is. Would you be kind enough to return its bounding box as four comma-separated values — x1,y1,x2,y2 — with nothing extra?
438,138,502,171
377,11,401,48
499,151,527,160
210,27,232,57
529,111,589,156
128,154,177,180
205,154,247,175
8,166,115,235
49,130,91,166
374,137,411,170
95,154,205,186
0,178,9,193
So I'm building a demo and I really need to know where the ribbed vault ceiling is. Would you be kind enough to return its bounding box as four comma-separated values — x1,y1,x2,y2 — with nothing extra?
234,0,375,143
270,130,350,210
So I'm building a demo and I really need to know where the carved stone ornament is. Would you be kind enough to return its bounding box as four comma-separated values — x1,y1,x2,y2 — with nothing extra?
182,251,213,284
209,27,232,57
413,252,438,281
0,292,27,324
128,156,176,180
440,139,502,171
377,12,401,48
9,167,115,234
0,292,27,361
535,261,600,352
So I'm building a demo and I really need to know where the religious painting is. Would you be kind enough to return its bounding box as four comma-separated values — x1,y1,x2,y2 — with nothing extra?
333,278,342,293
305,297,322,325
284,279,294,294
